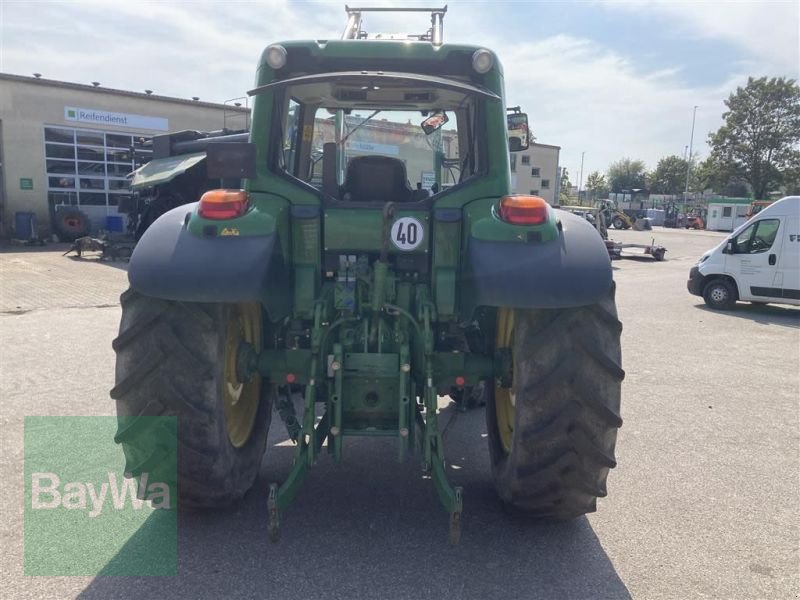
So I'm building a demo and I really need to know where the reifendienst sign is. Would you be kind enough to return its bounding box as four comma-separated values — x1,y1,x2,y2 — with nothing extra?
64,106,169,131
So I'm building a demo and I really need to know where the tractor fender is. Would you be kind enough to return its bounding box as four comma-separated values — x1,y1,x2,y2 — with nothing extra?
128,202,284,303
464,209,612,311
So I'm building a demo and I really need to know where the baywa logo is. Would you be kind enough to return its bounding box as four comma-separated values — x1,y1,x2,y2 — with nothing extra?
31,471,172,518
24,416,177,576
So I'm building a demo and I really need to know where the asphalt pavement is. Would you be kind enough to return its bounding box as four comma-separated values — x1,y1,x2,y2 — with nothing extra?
1,228,798,599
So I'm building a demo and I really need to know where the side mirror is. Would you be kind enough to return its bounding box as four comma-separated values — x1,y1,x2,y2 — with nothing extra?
507,112,530,152
206,142,257,179
723,239,735,254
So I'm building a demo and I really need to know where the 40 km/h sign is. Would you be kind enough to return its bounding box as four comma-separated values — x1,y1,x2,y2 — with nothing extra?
390,217,424,251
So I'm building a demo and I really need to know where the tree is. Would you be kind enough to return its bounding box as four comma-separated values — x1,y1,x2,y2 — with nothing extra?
648,155,690,195
559,168,572,203
691,156,726,193
780,164,800,195
585,171,609,200
607,158,648,192
707,76,800,199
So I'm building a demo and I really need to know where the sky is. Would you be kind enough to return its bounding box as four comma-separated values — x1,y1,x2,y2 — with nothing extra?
1,0,797,180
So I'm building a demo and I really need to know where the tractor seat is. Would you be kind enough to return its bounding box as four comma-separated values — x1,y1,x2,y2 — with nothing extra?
342,155,413,203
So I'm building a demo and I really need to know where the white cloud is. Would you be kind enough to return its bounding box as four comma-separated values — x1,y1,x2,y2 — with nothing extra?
490,33,745,177
602,0,799,75
0,0,793,177
0,0,342,101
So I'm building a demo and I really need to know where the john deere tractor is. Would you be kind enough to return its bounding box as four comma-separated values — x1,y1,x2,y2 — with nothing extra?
111,6,623,543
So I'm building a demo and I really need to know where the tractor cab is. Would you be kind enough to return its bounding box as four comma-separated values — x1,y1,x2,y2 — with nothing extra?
234,7,536,325
262,72,490,268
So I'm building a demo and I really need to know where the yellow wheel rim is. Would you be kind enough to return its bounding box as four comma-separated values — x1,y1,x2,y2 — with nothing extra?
223,303,263,448
495,308,515,454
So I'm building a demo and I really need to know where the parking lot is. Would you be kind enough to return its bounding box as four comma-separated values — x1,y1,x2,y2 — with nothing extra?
1,227,798,599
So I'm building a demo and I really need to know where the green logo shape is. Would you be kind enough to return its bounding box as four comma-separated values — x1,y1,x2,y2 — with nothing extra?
24,416,177,576
67,109,76,118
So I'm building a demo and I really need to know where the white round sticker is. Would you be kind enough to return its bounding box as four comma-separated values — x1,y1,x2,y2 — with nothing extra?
390,217,424,251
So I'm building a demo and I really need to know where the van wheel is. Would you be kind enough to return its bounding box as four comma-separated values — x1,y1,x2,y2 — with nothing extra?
703,279,737,310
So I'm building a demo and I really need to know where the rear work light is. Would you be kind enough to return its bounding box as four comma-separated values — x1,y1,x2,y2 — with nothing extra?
498,195,549,225
198,189,249,220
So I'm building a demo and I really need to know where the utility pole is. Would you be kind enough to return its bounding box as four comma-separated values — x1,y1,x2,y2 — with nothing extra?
578,151,585,205
684,106,697,202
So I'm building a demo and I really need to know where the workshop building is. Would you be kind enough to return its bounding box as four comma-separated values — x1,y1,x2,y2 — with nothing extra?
0,73,249,237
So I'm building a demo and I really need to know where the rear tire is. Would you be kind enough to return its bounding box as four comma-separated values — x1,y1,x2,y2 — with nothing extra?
611,216,625,230
110,290,272,507
487,284,624,519
53,208,90,241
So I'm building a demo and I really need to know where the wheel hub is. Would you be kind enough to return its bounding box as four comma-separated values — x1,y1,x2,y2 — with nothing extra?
494,308,515,454
235,341,259,384
223,304,263,448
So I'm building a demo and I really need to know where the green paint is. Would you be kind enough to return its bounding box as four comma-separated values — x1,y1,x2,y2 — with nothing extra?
323,209,430,254
186,194,281,237
258,40,504,77
469,206,560,242
24,416,176,576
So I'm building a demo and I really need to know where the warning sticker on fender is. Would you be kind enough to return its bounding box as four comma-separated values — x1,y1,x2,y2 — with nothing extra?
390,217,424,251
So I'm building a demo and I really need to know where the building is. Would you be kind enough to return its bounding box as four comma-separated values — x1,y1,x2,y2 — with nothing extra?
0,73,249,237
509,142,560,205
706,197,752,231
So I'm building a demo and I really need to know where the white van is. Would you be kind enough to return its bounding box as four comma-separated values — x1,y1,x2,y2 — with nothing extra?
687,196,800,310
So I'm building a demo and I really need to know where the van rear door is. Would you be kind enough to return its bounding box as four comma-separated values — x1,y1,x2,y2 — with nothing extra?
776,214,800,304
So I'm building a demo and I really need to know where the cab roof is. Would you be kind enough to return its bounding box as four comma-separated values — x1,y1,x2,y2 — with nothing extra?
258,40,503,77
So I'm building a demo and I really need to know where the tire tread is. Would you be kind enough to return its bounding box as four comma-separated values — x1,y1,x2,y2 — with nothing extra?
488,284,623,518
111,290,271,508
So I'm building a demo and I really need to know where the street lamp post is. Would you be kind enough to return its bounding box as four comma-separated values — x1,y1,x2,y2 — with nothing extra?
684,106,698,203
578,151,585,205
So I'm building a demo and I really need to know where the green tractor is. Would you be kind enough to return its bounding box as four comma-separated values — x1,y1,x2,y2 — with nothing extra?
111,6,623,544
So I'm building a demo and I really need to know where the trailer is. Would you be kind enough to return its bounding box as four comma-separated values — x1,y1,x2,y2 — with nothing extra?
608,238,667,261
